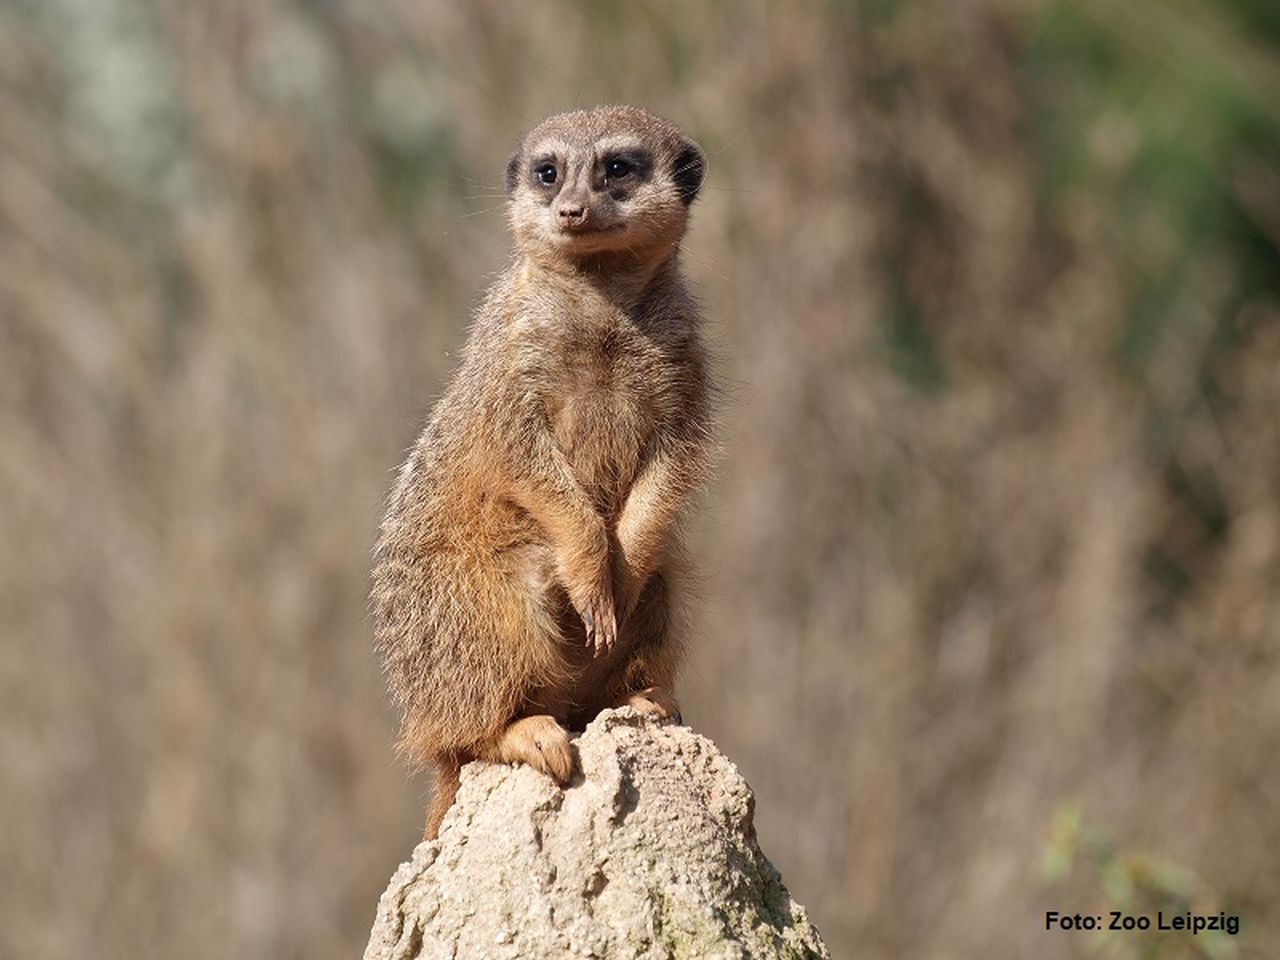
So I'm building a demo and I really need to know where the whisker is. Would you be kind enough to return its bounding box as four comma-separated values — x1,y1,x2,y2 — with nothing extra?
453,204,508,221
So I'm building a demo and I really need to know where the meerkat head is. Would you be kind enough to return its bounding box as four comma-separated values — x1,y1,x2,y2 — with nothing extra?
505,106,705,264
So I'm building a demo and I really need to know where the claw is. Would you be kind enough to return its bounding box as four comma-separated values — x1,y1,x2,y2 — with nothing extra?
573,584,616,656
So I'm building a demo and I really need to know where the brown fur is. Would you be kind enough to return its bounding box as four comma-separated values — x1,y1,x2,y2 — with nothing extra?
371,107,712,839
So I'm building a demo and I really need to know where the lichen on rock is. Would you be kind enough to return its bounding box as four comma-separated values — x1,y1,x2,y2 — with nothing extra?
363,708,830,960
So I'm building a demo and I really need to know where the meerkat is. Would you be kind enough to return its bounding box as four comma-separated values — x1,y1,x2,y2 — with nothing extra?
371,106,712,839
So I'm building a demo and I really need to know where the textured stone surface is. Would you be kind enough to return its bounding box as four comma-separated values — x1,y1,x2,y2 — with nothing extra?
364,709,830,960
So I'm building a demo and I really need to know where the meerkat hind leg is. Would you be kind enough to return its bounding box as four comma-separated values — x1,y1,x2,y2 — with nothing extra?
610,572,682,724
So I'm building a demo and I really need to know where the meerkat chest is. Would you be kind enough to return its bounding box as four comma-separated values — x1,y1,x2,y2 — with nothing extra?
543,320,676,498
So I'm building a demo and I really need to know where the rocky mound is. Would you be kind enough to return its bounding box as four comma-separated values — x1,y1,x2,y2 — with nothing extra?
364,708,830,959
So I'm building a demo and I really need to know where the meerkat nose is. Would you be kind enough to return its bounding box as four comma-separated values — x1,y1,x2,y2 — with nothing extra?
557,203,588,228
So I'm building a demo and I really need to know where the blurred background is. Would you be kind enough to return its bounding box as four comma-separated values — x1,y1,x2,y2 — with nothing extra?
2,1,1277,957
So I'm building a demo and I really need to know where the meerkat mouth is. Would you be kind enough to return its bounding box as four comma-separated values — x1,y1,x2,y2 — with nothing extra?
556,224,629,253
558,222,626,237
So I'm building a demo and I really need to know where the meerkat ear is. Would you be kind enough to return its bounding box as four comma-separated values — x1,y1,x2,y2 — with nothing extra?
505,152,521,195
672,141,705,205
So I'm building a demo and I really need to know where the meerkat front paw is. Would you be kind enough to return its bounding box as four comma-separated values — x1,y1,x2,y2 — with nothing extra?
571,582,617,656
622,687,682,725
494,715,574,783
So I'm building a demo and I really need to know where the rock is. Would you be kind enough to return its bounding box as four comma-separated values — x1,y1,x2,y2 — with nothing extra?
363,708,831,960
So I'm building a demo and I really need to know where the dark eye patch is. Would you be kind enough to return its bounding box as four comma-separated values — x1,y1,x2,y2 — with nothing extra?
601,149,653,184
528,154,560,188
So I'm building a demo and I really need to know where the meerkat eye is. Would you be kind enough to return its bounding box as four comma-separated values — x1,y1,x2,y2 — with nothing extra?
605,158,633,180
535,163,557,186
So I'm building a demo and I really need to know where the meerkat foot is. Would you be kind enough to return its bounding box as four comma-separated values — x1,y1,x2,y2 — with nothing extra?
492,715,574,783
623,687,682,725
